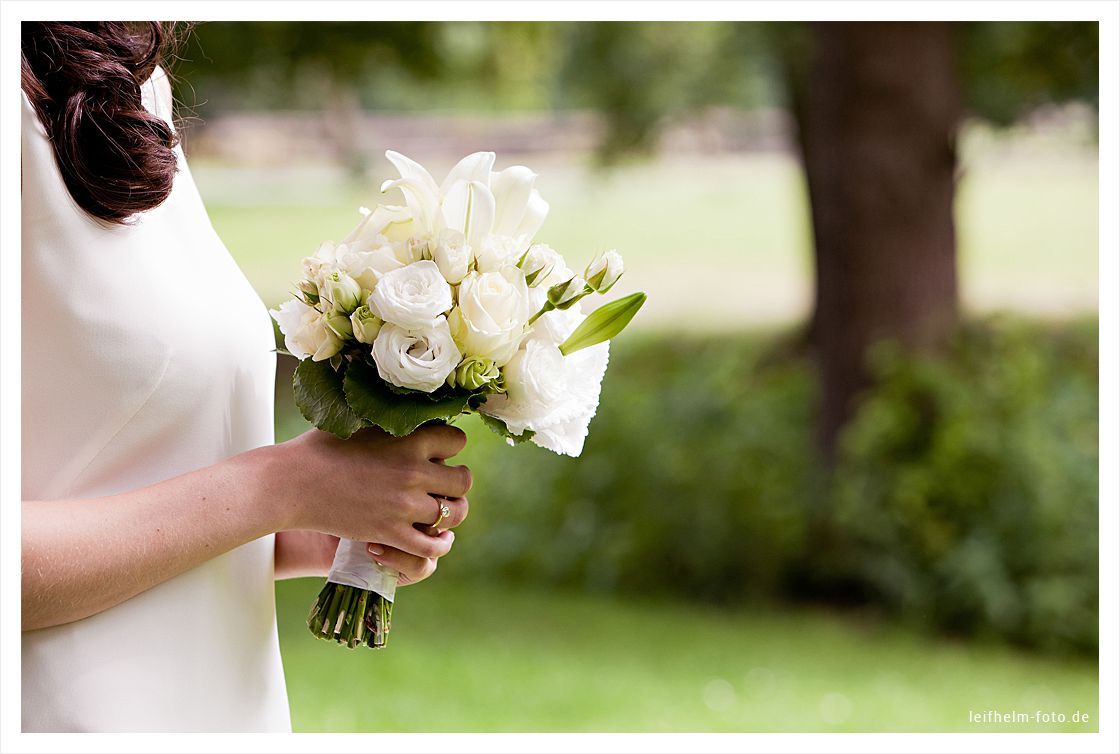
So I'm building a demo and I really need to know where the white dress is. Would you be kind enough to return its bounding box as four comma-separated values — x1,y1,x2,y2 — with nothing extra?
21,68,291,732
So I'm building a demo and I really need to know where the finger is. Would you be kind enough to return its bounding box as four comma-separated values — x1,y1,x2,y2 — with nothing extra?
393,526,454,560
413,496,467,531
366,543,435,584
425,463,472,499
397,561,437,586
418,424,467,460
424,496,468,530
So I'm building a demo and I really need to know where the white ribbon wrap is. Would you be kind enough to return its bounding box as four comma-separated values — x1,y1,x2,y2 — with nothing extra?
326,538,398,603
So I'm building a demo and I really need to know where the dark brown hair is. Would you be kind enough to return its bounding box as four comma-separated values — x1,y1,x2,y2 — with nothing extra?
21,22,179,224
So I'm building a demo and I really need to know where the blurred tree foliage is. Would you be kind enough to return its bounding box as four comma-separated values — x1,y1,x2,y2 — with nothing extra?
959,22,1099,126
556,21,1099,156
172,22,445,112
175,21,1097,150
174,21,781,120
554,22,777,159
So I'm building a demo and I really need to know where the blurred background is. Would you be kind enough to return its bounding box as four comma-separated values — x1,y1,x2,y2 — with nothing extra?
172,22,1098,732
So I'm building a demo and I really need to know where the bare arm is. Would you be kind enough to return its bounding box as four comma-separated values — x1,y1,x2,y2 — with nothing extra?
22,448,283,630
22,425,472,631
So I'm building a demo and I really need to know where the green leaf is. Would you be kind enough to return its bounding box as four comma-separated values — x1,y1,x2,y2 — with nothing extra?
343,360,472,436
293,359,365,439
559,291,647,355
478,412,536,445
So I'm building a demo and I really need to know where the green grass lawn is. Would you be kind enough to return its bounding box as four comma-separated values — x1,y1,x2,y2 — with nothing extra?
275,577,1098,732
197,146,1097,328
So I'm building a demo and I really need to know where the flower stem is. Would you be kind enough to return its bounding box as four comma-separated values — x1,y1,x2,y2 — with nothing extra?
306,582,393,650
527,302,554,326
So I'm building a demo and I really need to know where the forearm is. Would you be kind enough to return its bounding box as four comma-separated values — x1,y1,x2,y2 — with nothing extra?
22,445,293,631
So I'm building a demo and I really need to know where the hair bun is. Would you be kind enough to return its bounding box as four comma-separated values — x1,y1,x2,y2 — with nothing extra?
22,22,179,224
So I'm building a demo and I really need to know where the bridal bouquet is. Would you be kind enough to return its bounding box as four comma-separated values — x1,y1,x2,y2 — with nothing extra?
271,150,645,648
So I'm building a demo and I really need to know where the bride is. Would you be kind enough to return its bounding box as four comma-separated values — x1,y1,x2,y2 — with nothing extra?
20,21,472,732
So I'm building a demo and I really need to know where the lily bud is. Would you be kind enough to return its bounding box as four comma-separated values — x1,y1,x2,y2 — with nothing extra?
584,249,624,293
446,355,501,391
559,291,646,355
350,305,383,344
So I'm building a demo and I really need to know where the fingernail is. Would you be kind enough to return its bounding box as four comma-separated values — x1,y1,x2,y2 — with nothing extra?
368,544,385,556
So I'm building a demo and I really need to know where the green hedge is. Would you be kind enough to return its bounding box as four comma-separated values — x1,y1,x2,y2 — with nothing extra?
826,319,1098,652
445,317,1098,653
450,332,820,598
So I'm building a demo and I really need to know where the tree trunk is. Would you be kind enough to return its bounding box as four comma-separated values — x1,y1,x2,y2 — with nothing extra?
798,22,961,457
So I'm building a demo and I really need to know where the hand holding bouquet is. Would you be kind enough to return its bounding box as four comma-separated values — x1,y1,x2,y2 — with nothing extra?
272,150,645,648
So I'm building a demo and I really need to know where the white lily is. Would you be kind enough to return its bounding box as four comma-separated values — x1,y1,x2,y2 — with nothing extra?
489,164,549,240
441,179,496,250
380,150,494,246
341,204,414,249
379,150,550,252
379,151,444,236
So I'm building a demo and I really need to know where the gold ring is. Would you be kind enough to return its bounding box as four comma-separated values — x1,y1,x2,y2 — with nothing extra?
432,499,451,529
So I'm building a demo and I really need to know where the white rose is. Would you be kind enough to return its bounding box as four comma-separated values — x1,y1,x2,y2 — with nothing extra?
530,303,584,347
481,334,609,457
300,238,407,302
350,305,383,344
338,241,411,292
367,260,454,330
520,243,570,288
548,274,588,308
584,249,624,293
301,240,340,284
430,229,471,284
475,234,527,273
319,269,362,313
371,319,461,393
270,298,343,362
448,267,531,365
296,278,320,305
324,310,354,340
